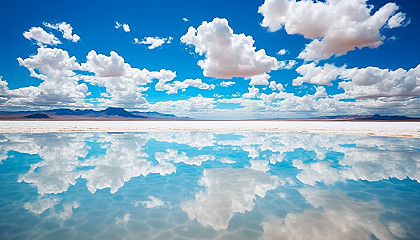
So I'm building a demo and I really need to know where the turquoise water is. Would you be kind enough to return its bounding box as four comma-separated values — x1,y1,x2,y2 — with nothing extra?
0,131,419,240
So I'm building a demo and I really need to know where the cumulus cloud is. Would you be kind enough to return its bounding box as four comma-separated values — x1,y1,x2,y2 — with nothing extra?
277,49,287,55
123,24,130,32
114,21,130,32
181,17,279,79
339,64,420,99
214,84,419,119
248,73,271,86
155,78,215,94
148,94,216,116
23,27,61,46
269,80,284,91
220,81,236,87
4,46,180,110
134,36,173,49
279,60,296,69
181,168,279,230
43,22,80,42
242,86,260,98
293,62,346,86
183,17,189,22
259,0,408,61
387,12,409,29
293,62,420,99
82,50,176,106
13,47,88,108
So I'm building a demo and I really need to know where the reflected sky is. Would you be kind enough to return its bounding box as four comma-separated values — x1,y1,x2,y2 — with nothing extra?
0,132,419,239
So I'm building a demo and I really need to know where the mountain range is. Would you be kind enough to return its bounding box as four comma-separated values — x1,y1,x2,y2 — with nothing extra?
0,108,418,121
0,107,184,120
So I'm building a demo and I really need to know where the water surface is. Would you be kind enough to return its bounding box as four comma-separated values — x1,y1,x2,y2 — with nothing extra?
0,132,419,239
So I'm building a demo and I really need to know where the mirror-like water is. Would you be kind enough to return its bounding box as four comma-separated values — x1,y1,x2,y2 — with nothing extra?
0,132,419,240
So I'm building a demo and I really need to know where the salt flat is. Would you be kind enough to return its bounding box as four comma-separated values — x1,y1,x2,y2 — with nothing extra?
0,121,419,138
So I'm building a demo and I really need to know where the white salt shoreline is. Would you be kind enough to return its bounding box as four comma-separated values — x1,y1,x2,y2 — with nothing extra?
0,121,419,138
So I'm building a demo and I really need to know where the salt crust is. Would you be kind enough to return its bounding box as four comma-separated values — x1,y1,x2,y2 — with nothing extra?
0,121,418,138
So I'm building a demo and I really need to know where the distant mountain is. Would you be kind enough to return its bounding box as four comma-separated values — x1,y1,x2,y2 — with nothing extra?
24,113,50,119
45,107,143,118
0,107,184,120
312,114,420,121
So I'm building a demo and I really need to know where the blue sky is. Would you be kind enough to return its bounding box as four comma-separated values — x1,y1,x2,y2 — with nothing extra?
0,0,419,119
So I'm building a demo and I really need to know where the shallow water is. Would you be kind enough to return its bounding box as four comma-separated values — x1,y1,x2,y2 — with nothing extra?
0,131,419,240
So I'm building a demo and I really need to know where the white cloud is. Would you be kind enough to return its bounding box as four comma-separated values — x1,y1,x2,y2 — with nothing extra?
293,63,346,86
43,22,80,42
181,17,279,79
242,86,260,98
314,86,327,98
23,27,61,46
220,81,236,87
387,12,408,29
277,49,287,55
155,78,215,94
114,21,122,29
123,24,130,32
293,62,420,99
114,21,130,32
181,168,279,230
82,50,176,106
248,73,270,86
279,60,296,69
259,0,407,61
183,17,189,22
339,64,420,99
214,85,419,119
269,80,284,91
148,94,216,116
13,47,88,108
134,36,172,49
5,45,182,109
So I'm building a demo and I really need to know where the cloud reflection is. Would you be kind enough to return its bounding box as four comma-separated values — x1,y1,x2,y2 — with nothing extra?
0,131,417,203
259,188,406,240
181,168,279,230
